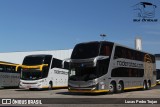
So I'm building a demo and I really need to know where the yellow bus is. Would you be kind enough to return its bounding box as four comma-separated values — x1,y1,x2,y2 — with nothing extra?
0,61,20,88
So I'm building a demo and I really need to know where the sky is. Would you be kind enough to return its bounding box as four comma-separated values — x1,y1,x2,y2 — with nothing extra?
0,0,160,67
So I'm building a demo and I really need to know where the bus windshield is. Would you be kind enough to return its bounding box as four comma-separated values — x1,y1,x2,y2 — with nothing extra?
23,56,45,65
71,42,100,59
21,69,42,80
69,67,97,81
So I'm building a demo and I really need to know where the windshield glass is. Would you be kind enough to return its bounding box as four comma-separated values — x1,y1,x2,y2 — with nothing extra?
71,42,100,59
23,56,45,65
69,67,98,81
21,69,42,80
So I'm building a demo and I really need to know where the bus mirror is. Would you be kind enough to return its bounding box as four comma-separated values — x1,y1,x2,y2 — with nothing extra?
94,56,109,66
62,58,71,69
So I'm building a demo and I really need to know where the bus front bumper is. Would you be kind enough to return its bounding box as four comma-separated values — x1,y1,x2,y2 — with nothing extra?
19,81,43,89
68,87,109,93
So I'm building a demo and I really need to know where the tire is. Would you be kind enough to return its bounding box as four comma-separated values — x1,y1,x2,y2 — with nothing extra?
29,88,36,91
48,82,53,90
117,82,124,93
147,81,151,90
109,82,116,94
143,81,147,90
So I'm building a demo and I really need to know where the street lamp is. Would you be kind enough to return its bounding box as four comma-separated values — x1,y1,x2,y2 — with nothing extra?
100,34,107,40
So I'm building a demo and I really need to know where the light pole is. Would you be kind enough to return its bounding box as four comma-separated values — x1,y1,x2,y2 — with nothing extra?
100,34,107,40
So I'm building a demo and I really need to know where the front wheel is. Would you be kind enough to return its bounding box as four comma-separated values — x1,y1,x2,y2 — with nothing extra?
49,82,53,90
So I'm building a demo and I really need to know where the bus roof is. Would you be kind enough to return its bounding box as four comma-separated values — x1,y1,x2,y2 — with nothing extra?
0,61,19,66
75,41,154,56
24,54,52,57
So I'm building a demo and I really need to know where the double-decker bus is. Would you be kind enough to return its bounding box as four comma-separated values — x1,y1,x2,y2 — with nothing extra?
19,54,68,90
156,69,160,84
0,61,20,88
64,41,156,93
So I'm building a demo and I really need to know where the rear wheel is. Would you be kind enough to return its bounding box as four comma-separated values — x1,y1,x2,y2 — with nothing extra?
109,82,116,94
117,82,124,93
143,81,147,90
147,81,151,90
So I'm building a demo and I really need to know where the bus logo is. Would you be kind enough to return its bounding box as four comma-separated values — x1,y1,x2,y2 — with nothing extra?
132,2,158,22
133,2,157,18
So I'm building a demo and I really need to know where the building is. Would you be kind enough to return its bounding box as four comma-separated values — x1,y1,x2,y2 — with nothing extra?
0,49,73,64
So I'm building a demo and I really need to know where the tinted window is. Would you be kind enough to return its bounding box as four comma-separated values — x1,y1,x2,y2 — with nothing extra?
156,69,160,79
0,65,17,73
0,65,4,72
114,46,148,61
51,58,62,68
111,67,144,77
71,42,100,59
43,56,52,77
100,42,113,56
23,56,45,65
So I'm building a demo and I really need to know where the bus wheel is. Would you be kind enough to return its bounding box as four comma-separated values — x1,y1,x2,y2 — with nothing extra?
49,82,53,90
117,82,124,93
147,81,151,90
143,81,147,90
109,82,116,94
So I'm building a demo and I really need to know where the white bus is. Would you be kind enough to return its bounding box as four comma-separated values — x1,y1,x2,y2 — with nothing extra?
19,54,69,90
0,61,20,88
65,41,156,93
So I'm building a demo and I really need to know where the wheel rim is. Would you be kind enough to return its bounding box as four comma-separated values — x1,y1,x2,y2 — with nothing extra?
117,84,122,91
143,82,146,90
49,83,52,89
109,84,114,92
147,82,150,89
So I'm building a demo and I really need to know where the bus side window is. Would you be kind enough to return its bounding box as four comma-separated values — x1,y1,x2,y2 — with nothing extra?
127,49,132,59
101,46,111,56
64,61,69,70
51,58,62,68
114,46,121,59
100,43,113,56
0,65,3,72
6,66,11,73
44,56,52,68
42,56,52,78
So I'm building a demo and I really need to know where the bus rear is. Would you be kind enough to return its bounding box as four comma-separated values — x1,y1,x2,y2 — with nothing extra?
0,62,20,88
